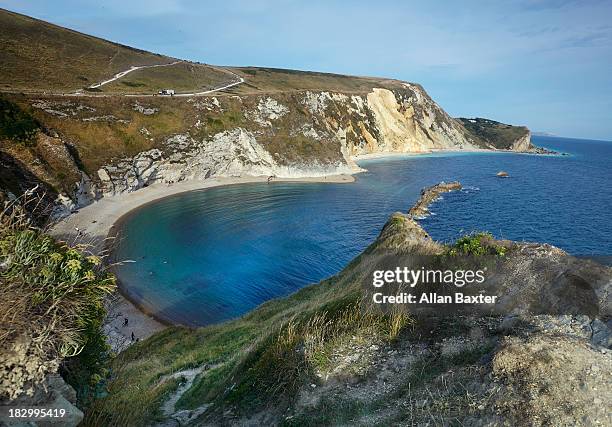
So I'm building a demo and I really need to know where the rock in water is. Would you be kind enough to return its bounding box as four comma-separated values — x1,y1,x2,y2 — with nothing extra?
409,181,462,218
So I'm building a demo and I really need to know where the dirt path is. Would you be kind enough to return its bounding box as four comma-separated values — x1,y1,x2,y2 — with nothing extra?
87,60,183,89
70,61,245,97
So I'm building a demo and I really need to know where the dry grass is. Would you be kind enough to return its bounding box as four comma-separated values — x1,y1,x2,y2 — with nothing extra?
101,62,234,94
228,67,404,95
0,9,173,92
0,193,115,399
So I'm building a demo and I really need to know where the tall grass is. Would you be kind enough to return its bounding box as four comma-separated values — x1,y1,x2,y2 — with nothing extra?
83,211,421,425
0,193,115,400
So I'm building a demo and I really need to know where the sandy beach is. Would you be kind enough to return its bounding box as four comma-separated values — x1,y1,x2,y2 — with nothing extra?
352,147,493,161
50,173,355,350
48,146,531,351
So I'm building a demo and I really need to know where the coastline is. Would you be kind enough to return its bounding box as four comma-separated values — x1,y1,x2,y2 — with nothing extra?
49,146,551,350
50,173,355,349
353,145,560,162
352,147,492,161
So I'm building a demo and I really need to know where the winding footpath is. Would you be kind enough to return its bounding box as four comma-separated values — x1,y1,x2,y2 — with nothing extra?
88,60,182,89
69,62,245,97
173,73,245,97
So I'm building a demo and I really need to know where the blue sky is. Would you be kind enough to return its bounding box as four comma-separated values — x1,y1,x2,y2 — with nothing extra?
3,0,612,140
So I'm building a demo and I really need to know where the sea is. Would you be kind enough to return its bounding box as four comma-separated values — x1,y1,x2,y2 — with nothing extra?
113,136,612,326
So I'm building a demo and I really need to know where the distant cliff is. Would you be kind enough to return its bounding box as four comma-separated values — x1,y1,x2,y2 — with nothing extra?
0,86,542,218
0,9,546,218
456,117,534,151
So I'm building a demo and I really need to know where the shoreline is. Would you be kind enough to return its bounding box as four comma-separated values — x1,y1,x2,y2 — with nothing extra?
49,146,552,349
352,147,492,161
50,174,355,349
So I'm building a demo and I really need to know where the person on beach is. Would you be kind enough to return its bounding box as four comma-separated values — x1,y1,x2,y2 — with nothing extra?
131,332,135,341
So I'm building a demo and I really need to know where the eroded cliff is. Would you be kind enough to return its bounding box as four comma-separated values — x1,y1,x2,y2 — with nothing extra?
1,83,540,217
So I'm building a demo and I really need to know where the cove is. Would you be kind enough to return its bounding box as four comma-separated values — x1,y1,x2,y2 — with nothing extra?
113,136,612,326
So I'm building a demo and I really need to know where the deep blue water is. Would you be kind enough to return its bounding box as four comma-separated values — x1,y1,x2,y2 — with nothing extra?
114,136,612,326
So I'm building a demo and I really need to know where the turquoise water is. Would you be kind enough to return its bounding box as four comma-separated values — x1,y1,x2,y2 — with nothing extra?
114,136,612,326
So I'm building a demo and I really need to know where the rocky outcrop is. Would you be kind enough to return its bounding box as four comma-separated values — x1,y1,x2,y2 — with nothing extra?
510,131,531,151
3,84,545,215
409,181,462,218
0,374,83,427
95,128,355,196
286,188,611,426
455,117,550,152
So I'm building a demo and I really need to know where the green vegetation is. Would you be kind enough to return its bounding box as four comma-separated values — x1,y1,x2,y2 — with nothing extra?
84,226,411,425
457,117,529,150
0,97,39,145
266,133,341,164
228,66,404,95
0,199,115,402
448,232,508,257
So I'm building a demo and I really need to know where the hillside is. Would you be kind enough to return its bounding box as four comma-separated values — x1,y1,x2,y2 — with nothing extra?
0,9,398,97
0,8,176,92
226,67,406,94
0,9,544,220
81,186,611,426
457,117,531,151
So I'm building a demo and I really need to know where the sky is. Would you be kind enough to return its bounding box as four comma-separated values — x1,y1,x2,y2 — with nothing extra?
3,0,612,140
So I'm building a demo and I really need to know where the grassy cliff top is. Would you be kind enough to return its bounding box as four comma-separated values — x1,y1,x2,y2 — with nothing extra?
456,117,529,149
0,8,176,92
226,67,404,95
0,9,402,96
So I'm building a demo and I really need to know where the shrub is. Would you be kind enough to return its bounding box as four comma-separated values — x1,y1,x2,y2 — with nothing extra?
448,232,507,257
0,197,115,400
0,97,40,145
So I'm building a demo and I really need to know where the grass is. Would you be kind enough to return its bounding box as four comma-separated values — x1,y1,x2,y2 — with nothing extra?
457,117,529,150
0,96,39,145
227,66,405,95
0,9,173,92
101,62,233,95
0,195,115,402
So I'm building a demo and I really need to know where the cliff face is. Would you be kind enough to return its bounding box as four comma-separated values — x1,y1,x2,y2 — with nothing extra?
1,84,537,216
0,9,543,218
456,117,533,150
